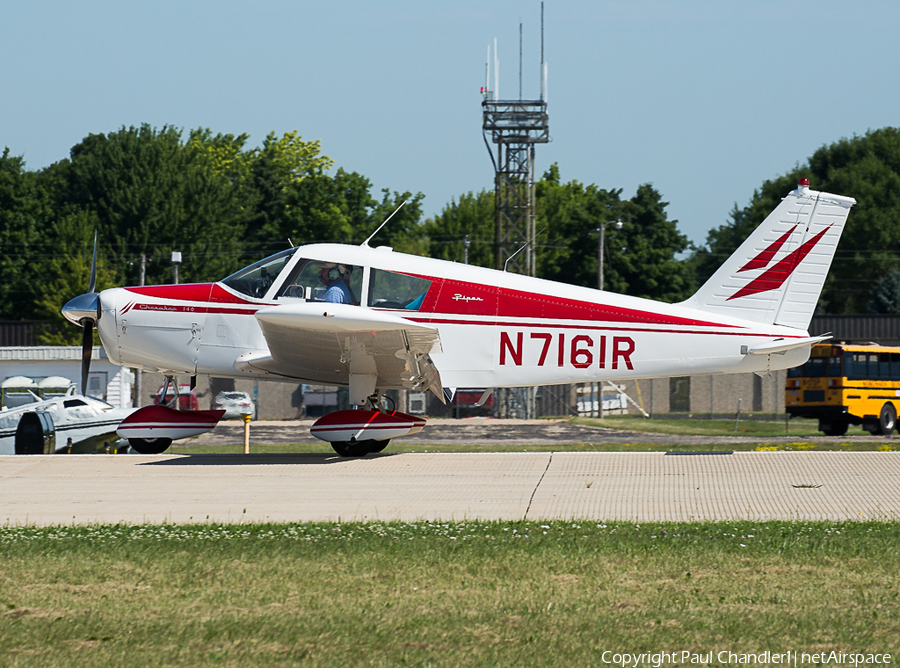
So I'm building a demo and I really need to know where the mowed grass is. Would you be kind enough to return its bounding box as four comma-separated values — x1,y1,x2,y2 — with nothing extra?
574,414,865,438
1,521,899,666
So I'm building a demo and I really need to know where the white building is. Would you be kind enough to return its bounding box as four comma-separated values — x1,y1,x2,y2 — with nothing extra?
0,346,134,409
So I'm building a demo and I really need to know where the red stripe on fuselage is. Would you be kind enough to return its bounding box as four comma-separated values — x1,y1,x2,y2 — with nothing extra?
124,280,757,334
408,275,738,329
405,316,794,339
125,283,266,306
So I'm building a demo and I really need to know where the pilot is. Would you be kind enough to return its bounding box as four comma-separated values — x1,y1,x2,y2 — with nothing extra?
318,263,355,304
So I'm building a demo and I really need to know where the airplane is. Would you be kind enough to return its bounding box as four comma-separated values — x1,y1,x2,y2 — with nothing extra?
0,387,137,454
62,179,855,456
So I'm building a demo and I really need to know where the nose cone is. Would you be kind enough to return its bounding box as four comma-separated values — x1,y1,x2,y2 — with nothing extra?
62,292,100,326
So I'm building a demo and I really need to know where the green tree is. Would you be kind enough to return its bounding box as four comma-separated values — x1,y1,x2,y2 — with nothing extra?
868,270,900,314
242,131,334,256
536,165,694,301
692,127,900,313
0,149,58,321
63,124,245,286
30,209,118,345
609,183,695,302
423,190,495,268
536,164,624,290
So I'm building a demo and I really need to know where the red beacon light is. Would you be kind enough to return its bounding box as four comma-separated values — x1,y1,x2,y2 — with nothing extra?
799,178,810,187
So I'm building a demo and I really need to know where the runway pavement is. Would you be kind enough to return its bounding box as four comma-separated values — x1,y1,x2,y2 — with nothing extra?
1,451,898,526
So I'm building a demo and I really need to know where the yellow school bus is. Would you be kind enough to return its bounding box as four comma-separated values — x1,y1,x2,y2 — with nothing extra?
785,343,900,435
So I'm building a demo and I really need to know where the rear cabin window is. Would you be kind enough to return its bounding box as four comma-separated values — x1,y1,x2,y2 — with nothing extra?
368,270,432,310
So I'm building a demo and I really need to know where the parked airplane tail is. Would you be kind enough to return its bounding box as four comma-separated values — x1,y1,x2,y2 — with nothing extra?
681,179,856,330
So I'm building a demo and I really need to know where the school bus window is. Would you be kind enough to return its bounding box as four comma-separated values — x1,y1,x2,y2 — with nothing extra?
804,358,827,377
827,356,842,377
880,354,891,378
868,353,879,378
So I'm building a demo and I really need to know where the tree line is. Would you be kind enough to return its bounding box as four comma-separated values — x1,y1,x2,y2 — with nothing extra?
2,124,900,344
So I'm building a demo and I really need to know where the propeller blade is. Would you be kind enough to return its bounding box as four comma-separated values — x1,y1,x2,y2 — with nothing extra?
87,231,98,294
81,321,94,395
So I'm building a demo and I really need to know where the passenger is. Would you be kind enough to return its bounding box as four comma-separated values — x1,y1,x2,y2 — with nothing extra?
318,263,355,304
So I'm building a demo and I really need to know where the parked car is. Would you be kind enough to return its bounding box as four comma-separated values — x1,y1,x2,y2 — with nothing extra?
153,384,199,411
213,391,256,420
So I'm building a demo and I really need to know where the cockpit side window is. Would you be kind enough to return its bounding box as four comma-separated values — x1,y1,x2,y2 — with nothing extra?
221,248,297,299
276,258,362,305
368,270,432,310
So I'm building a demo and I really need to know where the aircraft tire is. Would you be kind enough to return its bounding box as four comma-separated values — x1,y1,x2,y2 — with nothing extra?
129,437,173,454
878,403,896,435
368,439,391,453
331,440,380,457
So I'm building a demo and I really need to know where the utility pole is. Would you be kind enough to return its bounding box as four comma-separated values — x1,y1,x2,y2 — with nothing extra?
597,220,622,417
598,219,623,291
134,253,146,407
171,251,182,285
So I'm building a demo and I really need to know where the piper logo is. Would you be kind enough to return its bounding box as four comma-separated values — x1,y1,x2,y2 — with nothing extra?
727,224,832,301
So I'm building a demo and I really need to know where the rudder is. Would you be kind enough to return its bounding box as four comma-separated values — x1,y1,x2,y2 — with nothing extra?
681,179,855,329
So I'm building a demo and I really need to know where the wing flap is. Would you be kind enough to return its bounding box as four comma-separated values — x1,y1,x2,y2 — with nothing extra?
249,303,445,397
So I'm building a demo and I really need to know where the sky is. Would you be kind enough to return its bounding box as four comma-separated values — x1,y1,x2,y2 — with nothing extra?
1,0,897,245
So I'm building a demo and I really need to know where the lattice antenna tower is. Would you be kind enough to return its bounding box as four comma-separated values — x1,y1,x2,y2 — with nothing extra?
482,2,549,276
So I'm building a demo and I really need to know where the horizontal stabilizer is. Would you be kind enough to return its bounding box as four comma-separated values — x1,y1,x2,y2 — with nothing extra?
746,333,832,355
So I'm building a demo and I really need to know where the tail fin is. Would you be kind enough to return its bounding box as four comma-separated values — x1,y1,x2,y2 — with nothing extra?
682,179,855,329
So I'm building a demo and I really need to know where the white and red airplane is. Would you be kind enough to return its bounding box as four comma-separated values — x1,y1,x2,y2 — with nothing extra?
62,179,854,455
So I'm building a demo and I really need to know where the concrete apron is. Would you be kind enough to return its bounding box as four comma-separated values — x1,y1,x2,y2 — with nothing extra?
1,452,898,526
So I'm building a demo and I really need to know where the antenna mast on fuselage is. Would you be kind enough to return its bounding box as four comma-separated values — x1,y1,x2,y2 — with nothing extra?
361,200,408,247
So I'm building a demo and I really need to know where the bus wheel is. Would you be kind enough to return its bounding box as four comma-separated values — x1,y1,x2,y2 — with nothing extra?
819,420,848,436
878,404,897,435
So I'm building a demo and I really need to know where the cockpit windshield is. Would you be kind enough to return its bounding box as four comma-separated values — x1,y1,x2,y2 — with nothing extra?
221,248,298,299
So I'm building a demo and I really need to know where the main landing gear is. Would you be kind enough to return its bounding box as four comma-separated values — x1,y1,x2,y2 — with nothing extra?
310,393,425,458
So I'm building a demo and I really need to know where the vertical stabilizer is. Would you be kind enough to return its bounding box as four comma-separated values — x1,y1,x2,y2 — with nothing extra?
682,180,855,329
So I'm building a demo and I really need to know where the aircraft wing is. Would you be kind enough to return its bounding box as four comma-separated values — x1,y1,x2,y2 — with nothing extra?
238,303,446,402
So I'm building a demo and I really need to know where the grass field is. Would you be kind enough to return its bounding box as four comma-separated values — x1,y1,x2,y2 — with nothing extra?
573,414,881,438
1,521,898,666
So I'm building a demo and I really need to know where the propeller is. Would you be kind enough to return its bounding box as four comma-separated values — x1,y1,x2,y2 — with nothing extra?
61,233,100,395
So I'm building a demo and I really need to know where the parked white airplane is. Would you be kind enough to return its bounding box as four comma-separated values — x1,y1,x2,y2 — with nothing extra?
63,179,855,455
0,388,136,454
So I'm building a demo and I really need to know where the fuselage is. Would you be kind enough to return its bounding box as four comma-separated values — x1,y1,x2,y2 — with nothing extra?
96,243,811,389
